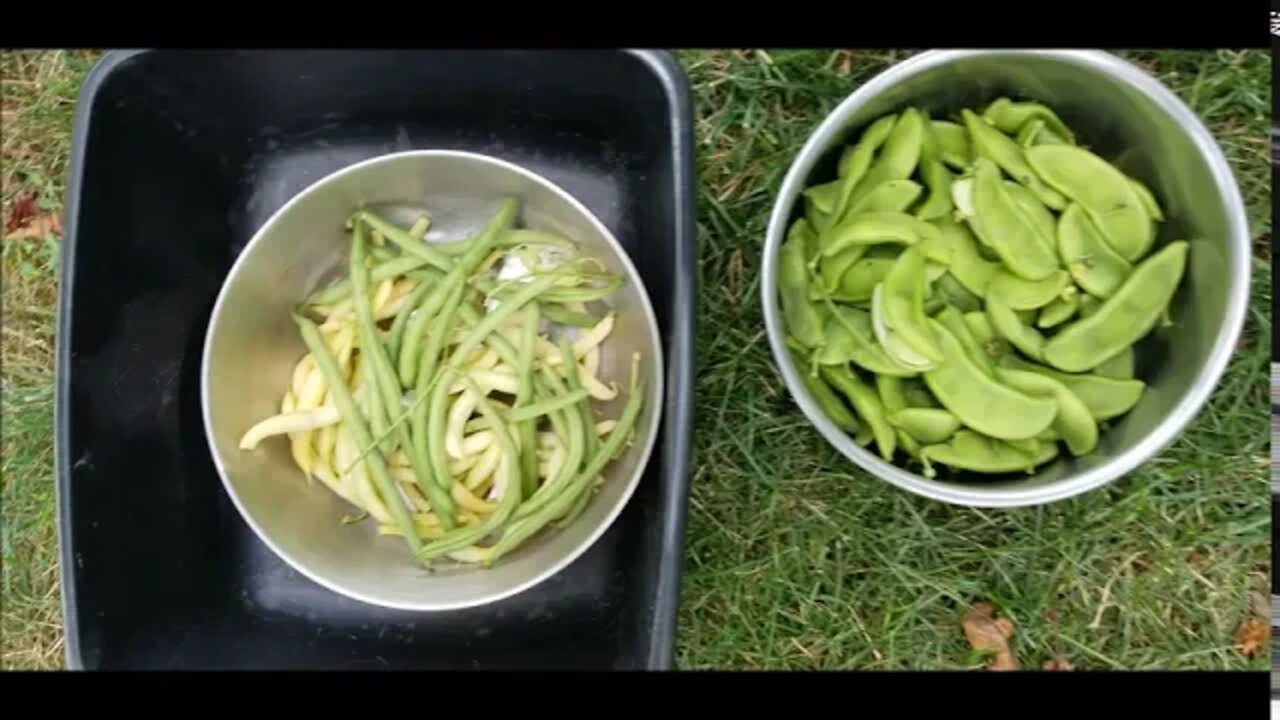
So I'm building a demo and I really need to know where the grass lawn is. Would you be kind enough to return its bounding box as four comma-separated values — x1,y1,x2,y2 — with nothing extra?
2,49,1271,670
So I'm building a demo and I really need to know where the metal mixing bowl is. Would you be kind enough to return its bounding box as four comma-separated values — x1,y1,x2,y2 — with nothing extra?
201,150,665,611
761,50,1251,507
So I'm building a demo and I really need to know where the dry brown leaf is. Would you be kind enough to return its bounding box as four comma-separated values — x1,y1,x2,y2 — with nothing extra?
6,192,38,233
1247,590,1270,621
5,211,62,241
1234,618,1268,658
1042,657,1074,671
962,602,1019,671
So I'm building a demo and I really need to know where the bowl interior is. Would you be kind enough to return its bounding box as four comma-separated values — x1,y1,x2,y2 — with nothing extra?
202,150,664,610
767,51,1249,506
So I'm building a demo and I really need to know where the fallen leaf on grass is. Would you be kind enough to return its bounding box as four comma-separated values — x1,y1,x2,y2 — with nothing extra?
6,192,38,233
1234,618,1269,659
1042,657,1074,671
962,602,1019,671
4,211,62,242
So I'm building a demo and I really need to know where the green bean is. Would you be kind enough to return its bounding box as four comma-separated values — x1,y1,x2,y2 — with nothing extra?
508,388,589,424
835,113,899,213
814,304,919,377
780,219,827,349
1025,144,1154,261
818,181,924,291
963,108,1067,211
306,255,433,307
562,335,599,469
1092,346,1135,380
982,97,1075,144
349,222,402,454
922,318,1057,440
921,430,1059,477
417,282,467,502
820,364,894,460
1057,203,1133,299
514,366,589,519
970,158,1060,281
998,356,1145,421
1037,293,1080,328
354,209,454,272
435,227,577,256
1042,241,1187,372
820,211,923,258
359,339,393,454
294,314,421,552
515,304,540,499
1003,181,1057,255
385,276,435,361
845,108,924,212
786,342,860,433
915,117,954,220
934,217,999,297
492,354,645,562
995,367,1098,456
415,374,524,562
936,305,995,377
875,375,908,413
931,120,972,170
880,245,943,362
1015,118,1046,148
1127,177,1164,222
986,294,1047,361
987,269,1071,310
538,303,597,328
934,272,982,314
398,198,517,387
887,407,961,444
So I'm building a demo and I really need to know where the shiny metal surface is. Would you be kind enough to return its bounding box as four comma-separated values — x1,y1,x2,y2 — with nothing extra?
761,50,1251,507
202,150,664,611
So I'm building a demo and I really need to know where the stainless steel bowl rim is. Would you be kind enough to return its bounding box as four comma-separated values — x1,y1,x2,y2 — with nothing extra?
201,149,665,610
761,49,1252,508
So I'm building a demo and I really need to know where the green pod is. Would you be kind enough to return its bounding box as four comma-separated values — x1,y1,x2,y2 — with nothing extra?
845,108,925,212
931,120,972,170
802,179,840,215
897,429,922,461
921,429,1060,477
848,179,924,216
934,216,998,297
915,118,955,220
888,407,962,444
816,305,920,377
820,211,923,258
1057,203,1134,299
921,319,1058,440
1042,241,1188,373
988,269,1072,310
881,245,944,362
962,109,1068,211
819,246,868,295
986,295,1047,361
1128,176,1165,222
821,364,896,461
1034,127,1071,146
914,218,956,267
998,356,1146,421
875,374,908,413
778,220,826,349
833,113,900,220
995,367,1098,456
1025,144,1154,262
1003,181,1058,256
1078,294,1102,318
1015,118,1046,148
1037,293,1080,328
981,98,1076,144
789,349,859,433
934,272,983,313
1092,345,1135,379
901,378,940,408
832,256,896,303
936,304,996,376
963,311,1011,367
855,424,875,448
971,158,1060,281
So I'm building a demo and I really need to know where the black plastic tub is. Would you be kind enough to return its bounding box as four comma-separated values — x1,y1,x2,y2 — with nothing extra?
55,49,696,670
